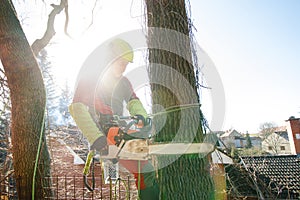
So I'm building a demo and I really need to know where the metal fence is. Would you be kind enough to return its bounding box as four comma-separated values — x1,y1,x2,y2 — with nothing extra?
0,173,138,199
0,171,17,199
43,175,137,200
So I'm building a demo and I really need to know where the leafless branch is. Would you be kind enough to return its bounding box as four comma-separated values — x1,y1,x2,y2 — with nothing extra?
64,0,71,37
31,0,69,56
85,0,100,31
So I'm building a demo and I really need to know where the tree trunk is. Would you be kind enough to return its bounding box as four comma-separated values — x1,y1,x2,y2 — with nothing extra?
0,1,52,199
146,0,215,199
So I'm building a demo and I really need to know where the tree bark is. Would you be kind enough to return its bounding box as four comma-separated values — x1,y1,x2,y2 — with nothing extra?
146,0,215,199
0,1,52,199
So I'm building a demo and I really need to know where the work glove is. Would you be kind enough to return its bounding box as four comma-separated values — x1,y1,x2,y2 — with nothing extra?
127,99,147,119
132,114,146,126
129,115,152,139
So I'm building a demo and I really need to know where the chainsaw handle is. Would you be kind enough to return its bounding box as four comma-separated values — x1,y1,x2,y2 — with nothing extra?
131,115,145,125
124,120,138,132
124,115,152,131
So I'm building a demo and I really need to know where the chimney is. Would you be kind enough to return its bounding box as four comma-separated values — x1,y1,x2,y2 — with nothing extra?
286,116,300,155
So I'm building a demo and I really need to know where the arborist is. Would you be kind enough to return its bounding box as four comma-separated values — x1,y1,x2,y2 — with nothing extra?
69,38,159,199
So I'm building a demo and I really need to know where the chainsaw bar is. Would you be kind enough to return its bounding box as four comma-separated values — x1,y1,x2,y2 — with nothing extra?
101,139,215,160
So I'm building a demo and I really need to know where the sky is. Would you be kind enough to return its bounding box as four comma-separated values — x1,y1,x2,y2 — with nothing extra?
12,0,300,133
189,0,300,133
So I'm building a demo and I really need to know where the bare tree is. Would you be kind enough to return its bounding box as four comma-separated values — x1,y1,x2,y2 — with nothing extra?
259,122,277,140
259,122,290,155
58,81,73,125
263,132,288,155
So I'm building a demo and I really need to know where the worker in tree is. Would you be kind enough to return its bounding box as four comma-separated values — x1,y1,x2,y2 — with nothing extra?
69,38,159,199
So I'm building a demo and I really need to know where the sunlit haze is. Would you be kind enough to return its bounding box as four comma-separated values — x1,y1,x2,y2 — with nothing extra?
13,0,300,133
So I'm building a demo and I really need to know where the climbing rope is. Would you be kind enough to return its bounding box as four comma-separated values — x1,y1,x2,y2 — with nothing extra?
32,103,46,200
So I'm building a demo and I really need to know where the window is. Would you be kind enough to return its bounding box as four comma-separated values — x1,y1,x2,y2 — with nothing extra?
268,146,272,150
280,146,285,150
296,133,300,139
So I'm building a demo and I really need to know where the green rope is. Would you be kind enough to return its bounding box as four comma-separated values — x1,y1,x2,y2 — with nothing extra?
138,160,141,200
32,104,46,200
83,150,95,175
148,103,201,118
113,177,130,200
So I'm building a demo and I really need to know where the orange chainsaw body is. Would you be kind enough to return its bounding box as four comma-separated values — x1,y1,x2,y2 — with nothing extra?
107,126,140,145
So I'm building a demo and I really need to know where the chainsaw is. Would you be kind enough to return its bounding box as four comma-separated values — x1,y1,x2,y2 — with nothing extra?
97,115,215,160
83,115,215,191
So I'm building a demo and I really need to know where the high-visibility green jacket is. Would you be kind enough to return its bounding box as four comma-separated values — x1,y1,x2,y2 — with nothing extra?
69,74,147,144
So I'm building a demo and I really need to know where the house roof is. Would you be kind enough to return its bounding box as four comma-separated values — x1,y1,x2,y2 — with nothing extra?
211,149,233,164
265,131,289,141
274,126,287,132
227,155,300,199
249,136,262,141
220,129,242,138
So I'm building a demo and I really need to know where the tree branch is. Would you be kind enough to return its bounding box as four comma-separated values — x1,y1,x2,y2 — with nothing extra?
31,0,68,56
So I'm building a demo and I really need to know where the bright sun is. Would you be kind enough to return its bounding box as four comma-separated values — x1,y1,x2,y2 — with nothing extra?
48,36,90,89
